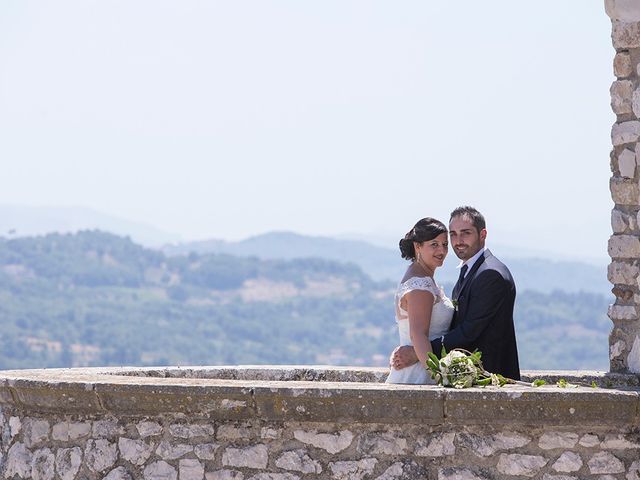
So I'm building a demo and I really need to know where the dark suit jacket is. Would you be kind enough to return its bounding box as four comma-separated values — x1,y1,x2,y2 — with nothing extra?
431,249,521,380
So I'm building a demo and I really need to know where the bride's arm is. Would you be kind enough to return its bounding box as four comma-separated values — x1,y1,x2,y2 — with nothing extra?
405,289,434,369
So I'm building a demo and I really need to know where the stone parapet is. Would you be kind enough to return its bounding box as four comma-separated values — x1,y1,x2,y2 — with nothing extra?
0,366,639,479
0,367,638,426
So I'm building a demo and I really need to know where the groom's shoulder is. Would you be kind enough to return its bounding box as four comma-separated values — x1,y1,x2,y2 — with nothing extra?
479,250,514,281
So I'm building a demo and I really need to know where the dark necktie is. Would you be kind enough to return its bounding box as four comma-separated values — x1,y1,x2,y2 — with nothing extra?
452,264,468,300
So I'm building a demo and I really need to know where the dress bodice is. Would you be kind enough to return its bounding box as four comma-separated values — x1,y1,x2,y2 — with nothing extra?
386,276,454,385
394,276,454,343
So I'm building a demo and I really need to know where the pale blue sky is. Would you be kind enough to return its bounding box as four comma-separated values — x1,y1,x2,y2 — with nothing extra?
0,1,614,261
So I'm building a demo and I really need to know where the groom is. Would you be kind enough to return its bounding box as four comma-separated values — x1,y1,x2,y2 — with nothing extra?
392,206,520,380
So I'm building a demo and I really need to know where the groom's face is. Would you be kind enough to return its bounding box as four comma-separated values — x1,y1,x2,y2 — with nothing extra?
449,215,486,261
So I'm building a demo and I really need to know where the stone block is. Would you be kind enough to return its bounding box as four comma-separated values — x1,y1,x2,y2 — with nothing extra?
579,433,601,447
601,433,640,448
496,454,547,477
155,440,193,460
104,467,133,480
52,421,91,441
612,21,640,49
551,451,582,472
608,261,638,284
205,470,244,480
94,382,254,419
608,304,638,320
5,443,33,478
618,148,637,177
245,474,299,480
438,469,490,480
628,335,640,372
9,416,21,438
260,427,281,439
92,419,124,439
457,432,530,457
612,285,634,301
611,209,629,233
539,432,579,450
444,388,638,426
610,340,626,360
628,461,640,480
8,382,102,414
23,418,50,448
180,459,205,480
55,447,82,480
194,443,219,460
328,458,377,480
612,80,634,114
144,461,177,480
222,444,268,469
31,448,55,480
612,121,640,145
357,432,408,455
275,449,322,474
606,0,640,22
136,421,163,438
377,463,404,480
587,451,625,474
614,51,633,77
608,234,640,258
84,439,117,473
217,423,252,441
293,429,353,454
118,437,154,466
415,432,456,457
610,177,640,205
253,383,443,424
169,422,214,439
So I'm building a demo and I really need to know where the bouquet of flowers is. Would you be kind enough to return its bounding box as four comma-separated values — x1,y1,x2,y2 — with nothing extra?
426,347,512,388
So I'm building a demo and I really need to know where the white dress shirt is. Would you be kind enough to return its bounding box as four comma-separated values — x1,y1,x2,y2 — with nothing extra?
458,246,487,279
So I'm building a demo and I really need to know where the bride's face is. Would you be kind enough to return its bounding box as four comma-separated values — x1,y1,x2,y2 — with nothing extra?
415,232,449,270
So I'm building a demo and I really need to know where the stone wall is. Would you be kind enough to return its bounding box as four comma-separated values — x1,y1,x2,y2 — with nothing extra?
0,366,639,480
607,0,640,372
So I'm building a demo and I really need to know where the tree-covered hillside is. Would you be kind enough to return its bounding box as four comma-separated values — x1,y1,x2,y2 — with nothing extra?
0,231,611,371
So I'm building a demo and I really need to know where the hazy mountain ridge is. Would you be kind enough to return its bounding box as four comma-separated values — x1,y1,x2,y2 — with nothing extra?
164,231,611,295
2,205,609,295
0,205,181,247
0,230,610,370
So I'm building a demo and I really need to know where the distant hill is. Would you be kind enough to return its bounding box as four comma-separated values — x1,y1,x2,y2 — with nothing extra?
164,231,611,295
0,205,181,247
0,230,610,371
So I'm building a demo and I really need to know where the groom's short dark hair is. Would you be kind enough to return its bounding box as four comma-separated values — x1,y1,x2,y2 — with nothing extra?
450,206,486,233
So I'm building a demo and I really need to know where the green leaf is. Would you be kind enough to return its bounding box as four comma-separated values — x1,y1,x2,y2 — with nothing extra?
440,344,447,358
556,378,578,388
532,379,546,387
591,380,597,388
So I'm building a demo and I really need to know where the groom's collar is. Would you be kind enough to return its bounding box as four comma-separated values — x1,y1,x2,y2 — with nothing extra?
457,246,487,277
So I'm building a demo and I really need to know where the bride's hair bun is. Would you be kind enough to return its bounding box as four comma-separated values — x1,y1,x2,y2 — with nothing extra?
399,218,448,260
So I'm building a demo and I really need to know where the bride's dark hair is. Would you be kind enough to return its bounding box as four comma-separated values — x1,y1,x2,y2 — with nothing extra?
399,218,448,260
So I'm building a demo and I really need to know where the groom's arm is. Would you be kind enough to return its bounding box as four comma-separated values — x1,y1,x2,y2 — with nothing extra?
431,270,508,353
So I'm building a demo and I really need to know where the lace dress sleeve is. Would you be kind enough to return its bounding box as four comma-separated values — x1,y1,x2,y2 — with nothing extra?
397,276,439,303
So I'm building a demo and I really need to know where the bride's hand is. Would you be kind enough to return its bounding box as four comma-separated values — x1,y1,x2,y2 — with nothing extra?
390,345,419,370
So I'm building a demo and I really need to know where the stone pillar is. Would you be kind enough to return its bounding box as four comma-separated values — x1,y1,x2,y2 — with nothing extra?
606,0,640,373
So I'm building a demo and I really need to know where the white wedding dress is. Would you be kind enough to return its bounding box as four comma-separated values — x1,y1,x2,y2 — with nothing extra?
386,276,455,384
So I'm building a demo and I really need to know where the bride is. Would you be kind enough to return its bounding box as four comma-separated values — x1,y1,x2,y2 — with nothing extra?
386,218,454,384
